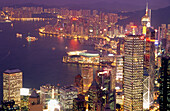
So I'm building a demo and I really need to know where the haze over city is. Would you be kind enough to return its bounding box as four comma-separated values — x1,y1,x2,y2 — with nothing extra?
0,0,170,11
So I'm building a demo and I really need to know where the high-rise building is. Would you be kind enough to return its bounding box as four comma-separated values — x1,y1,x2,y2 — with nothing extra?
60,85,78,110
143,28,156,109
40,84,59,109
159,55,170,111
74,74,83,94
124,35,144,111
3,69,23,106
88,79,103,111
81,66,93,93
141,3,151,35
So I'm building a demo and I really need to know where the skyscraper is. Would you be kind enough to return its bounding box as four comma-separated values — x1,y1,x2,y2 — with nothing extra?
159,55,170,111
88,79,103,111
141,2,151,35
81,66,93,93
143,28,155,109
124,35,144,111
3,69,23,106
60,85,78,110
40,84,59,109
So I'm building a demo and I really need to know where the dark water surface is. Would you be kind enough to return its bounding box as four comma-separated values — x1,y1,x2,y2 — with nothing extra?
0,21,97,102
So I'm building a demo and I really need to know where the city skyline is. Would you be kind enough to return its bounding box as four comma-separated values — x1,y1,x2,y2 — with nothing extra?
0,1,169,110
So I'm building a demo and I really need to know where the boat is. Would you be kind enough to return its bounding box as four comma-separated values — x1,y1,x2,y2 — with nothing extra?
16,33,22,38
5,19,11,23
26,36,38,42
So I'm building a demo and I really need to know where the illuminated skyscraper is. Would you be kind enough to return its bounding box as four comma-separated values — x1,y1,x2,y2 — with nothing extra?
124,35,144,111
60,85,78,110
141,2,151,35
40,84,59,109
3,69,23,106
81,66,93,93
143,28,155,109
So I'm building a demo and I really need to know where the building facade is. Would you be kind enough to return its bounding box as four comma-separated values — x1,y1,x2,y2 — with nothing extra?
60,85,78,110
3,69,23,106
81,66,93,93
40,84,59,109
124,35,144,111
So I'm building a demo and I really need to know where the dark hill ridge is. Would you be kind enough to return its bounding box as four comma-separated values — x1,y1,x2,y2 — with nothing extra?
117,6,170,28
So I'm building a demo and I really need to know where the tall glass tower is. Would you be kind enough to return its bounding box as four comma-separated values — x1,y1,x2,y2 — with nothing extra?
3,69,23,106
124,35,144,111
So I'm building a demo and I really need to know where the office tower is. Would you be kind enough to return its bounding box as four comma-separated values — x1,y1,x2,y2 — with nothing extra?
141,3,151,35
96,68,111,108
124,35,144,111
40,84,59,109
60,85,78,110
88,79,103,111
29,90,43,111
81,66,93,93
143,28,156,109
159,55,170,111
3,69,23,106
74,74,83,94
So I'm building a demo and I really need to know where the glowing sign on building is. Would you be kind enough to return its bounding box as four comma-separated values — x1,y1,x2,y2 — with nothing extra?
143,26,147,35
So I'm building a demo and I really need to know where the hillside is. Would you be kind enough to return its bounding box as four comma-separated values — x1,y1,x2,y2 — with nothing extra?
117,6,170,28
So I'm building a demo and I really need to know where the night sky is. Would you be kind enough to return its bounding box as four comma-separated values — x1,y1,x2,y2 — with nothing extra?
0,0,170,11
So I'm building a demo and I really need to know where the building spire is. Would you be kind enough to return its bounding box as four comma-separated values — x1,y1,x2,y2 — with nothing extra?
146,2,148,16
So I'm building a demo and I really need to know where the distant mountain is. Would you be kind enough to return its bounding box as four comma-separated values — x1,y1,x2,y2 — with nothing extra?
117,6,170,28
59,1,143,12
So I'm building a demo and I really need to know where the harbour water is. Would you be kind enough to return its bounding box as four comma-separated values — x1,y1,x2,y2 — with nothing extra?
0,20,98,102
